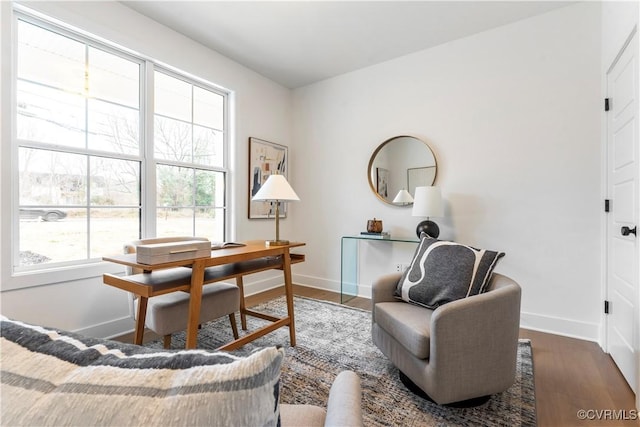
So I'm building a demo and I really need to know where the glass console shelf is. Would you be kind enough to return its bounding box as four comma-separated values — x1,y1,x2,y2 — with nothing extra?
340,235,419,303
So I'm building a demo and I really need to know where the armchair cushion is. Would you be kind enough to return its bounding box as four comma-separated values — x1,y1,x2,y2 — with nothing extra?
395,235,504,309
374,302,432,359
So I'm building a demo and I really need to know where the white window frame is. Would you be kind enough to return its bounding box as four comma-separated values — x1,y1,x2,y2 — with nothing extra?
0,6,230,291
152,66,229,240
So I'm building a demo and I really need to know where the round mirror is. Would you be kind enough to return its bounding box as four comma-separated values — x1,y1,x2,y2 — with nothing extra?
367,135,437,205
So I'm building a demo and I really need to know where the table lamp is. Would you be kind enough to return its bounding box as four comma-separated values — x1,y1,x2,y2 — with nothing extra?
411,186,443,238
252,174,300,246
392,189,414,206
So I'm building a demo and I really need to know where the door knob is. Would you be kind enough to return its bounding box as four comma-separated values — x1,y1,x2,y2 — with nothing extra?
621,226,637,236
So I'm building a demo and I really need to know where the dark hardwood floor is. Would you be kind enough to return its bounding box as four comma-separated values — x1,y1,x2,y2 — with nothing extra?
120,284,638,426
282,285,638,427
519,329,638,426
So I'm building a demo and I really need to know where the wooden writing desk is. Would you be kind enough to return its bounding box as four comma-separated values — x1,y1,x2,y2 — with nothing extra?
103,241,305,350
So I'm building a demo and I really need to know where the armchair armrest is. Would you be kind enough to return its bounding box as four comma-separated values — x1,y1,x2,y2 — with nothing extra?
371,273,402,305
428,276,522,400
324,371,363,427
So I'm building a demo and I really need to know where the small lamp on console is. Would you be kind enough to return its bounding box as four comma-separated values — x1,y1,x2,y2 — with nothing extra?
392,189,414,206
252,174,300,246
411,186,443,238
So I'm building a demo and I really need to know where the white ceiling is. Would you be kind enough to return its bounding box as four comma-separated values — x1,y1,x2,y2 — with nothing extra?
122,1,573,89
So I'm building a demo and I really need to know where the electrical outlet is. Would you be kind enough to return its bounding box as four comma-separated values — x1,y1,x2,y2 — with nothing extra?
395,263,410,272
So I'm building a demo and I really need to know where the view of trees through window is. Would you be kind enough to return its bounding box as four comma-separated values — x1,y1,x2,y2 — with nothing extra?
15,16,227,271
154,71,226,240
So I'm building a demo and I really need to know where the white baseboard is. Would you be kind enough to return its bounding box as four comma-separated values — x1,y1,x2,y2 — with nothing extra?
242,275,286,296
292,274,372,299
85,275,302,339
292,274,339,292
240,274,341,297
296,276,601,343
75,316,135,340
520,311,599,342
86,276,599,344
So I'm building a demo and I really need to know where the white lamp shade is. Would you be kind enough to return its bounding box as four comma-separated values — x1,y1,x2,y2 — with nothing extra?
392,189,414,204
411,186,443,217
252,174,300,202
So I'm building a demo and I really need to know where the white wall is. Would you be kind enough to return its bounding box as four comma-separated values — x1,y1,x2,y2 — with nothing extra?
601,1,639,69
0,1,618,346
0,1,294,337
291,2,603,341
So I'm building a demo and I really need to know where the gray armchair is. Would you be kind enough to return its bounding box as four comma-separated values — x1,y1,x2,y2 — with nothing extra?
372,271,521,405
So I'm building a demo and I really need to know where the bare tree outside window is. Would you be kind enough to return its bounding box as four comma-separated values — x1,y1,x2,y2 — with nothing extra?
154,71,226,240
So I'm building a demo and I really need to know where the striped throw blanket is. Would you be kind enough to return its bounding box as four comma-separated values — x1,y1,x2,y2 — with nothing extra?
1,316,283,426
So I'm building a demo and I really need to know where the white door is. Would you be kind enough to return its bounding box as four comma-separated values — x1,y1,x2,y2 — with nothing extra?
606,31,638,395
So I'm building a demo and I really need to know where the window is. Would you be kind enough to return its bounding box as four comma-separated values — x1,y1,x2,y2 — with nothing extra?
154,71,226,239
13,13,228,275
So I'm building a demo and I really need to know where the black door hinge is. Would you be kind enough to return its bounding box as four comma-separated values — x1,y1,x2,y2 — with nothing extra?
605,98,610,111
605,199,610,212
604,300,610,314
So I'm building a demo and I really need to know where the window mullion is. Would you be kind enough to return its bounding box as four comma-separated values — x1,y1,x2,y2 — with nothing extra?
84,45,90,260
192,170,197,236
16,139,142,162
191,84,195,235
86,155,91,260
142,61,156,239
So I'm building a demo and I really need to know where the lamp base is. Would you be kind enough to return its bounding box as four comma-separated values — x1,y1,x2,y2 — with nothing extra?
416,220,440,239
265,239,290,247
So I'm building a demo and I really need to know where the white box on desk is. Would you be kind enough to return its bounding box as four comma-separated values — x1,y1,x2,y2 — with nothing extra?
136,239,211,265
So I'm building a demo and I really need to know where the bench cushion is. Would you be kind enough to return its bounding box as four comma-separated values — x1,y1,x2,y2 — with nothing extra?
140,282,240,336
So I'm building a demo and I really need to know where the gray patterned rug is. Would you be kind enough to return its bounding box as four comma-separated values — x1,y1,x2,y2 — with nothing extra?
147,296,537,426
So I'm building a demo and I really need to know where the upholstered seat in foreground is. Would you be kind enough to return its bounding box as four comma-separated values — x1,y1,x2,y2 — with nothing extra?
0,316,363,427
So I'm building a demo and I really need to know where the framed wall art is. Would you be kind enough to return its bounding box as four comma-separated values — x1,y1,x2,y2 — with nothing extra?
248,137,288,219
376,167,389,200
407,166,436,197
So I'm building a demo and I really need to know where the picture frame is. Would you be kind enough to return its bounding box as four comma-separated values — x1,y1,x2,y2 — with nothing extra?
407,166,436,197
376,167,389,200
248,137,288,219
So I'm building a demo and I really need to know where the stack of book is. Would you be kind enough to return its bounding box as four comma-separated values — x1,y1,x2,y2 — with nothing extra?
360,231,391,239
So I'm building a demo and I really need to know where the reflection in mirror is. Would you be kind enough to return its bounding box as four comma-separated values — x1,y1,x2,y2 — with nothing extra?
367,136,437,205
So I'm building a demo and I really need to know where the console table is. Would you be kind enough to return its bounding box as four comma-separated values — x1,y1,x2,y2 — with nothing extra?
341,235,418,303
103,241,305,350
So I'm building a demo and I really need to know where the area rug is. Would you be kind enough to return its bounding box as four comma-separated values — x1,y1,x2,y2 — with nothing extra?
147,296,537,426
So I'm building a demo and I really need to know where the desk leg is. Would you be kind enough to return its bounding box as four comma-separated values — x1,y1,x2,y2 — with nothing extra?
283,249,296,347
134,296,148,345
185,261,205,349
236,276,248,330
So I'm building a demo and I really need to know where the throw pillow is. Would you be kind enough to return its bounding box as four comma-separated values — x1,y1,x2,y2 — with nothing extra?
1,316,284,427
395,234,505,309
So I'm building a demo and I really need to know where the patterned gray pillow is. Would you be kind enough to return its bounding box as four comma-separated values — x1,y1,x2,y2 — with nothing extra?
395,235,505,309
